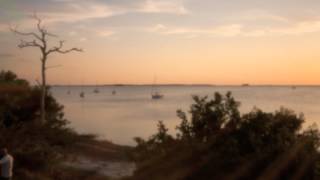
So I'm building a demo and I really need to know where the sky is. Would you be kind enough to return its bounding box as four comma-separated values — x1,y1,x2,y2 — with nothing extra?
1,0,320,85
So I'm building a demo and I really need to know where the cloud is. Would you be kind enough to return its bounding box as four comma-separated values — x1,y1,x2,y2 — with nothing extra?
139,0,188,15
148,24,244,37
148,19,320,38
10,0,188,26
2,1,124,28
46,0,189,23
0,53,14,58
38,3,125,24
73,25,115,38
231,9,289,23
5,0,320,39
148,24,167,31
240,20,320,37
52,0,76,2
68,31,77,36
0,24,8,32
97,30,115,37
79,37,87,42
269,20,320,35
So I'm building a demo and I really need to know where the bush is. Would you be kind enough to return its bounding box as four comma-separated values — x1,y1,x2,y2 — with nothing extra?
0,70,79,173
132,92,320,180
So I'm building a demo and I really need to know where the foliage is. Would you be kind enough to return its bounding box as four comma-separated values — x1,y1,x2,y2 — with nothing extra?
132,92,320,180
0,70,79,174
133,121,175,161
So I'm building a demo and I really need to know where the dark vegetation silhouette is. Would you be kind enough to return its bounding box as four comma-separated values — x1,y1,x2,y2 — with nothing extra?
131,92,320,180
0,70,110,179
11,14,82,123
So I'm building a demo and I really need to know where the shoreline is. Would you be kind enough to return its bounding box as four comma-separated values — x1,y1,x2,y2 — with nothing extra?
51,84,320,87
64,137,136,179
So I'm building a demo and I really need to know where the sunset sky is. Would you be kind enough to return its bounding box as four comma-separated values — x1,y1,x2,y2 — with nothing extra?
1,0,320,85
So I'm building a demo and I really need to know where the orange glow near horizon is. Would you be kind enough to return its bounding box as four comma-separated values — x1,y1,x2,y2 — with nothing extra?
11,33,319,85
1,1,320,85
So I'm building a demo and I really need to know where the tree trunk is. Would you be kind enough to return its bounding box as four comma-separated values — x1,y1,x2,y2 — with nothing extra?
40,58,46,123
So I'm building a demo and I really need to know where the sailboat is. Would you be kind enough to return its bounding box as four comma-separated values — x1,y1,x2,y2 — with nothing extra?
80,91,85,98
151,77,164,100
80,83,85,98
93,87,100,93
93,83,100,93
151,91,163,99
66,83,71,94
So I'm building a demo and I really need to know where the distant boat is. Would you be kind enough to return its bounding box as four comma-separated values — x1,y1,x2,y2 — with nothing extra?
292,86,296,90
242,84,250,87
112,90,116,95
80,80,85,98
80,91,85,98
67,84,71,94
93,88,99,93
151,92,164,100
151,77,164,100
93,83,100,93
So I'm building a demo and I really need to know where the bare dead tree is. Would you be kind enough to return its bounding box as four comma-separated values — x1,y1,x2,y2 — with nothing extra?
11,14,82,123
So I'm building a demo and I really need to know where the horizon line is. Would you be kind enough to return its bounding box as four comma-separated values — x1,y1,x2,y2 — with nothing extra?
50,84,320,87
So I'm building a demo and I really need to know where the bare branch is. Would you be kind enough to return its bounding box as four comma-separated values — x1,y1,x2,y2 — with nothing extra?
47,40,83,55
10,26,42,41
18,39,42,49
43,28,58,37
56,47,83,54
32,13,57,38
32,13,42,31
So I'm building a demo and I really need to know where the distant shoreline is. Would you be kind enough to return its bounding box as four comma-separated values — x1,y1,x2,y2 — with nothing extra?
51,84,320,87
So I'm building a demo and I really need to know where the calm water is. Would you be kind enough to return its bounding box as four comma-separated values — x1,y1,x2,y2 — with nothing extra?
51,86,320,145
